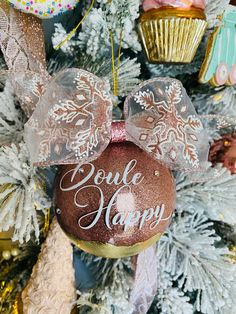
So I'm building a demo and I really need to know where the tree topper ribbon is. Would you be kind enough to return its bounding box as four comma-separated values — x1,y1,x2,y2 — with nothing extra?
24,69,209,171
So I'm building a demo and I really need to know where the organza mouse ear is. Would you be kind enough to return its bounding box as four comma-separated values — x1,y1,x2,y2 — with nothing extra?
124,77,209,171
24,69,113,166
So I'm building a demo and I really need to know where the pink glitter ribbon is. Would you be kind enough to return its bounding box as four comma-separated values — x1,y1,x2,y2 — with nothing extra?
111,121,127,143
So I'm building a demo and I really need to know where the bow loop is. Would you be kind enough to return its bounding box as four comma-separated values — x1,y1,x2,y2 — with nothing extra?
25,69,113,166
124,78,209,171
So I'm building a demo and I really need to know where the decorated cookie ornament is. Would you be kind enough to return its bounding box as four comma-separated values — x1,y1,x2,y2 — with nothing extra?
25,70,209,258
139,0,207,63
199,5,236,86
8,0,80,18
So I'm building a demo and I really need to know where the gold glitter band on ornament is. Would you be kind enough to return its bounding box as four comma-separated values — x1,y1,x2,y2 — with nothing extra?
66,232,162,259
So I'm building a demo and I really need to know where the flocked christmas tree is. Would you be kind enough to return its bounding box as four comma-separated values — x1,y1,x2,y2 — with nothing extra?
0,0,236,314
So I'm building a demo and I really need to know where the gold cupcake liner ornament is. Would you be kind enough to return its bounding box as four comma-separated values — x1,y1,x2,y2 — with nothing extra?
139,7,207,63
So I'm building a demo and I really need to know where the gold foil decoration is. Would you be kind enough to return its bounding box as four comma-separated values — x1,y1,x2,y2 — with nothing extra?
0,229,15,252
0,281,18,312
139,7,207,63
43,208,50,235
213,92,223,102
12,294,23,314
0,282,14,302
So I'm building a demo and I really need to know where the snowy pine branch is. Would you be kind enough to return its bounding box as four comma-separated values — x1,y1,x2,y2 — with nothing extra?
205,0,230,28
51,32,141,98
157,211,236,314
0,80,25,145
176,164,236,225
194,86,236,118
78,258,133,314
53,1,141,60
0,143,50,243
152,271,193,314
102,57,141,97
52,23,79,55
192,86,236,141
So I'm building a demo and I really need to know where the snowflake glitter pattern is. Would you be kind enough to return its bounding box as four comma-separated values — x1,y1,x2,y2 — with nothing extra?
135,89,201,167
33,70,113,165
125,79,207,170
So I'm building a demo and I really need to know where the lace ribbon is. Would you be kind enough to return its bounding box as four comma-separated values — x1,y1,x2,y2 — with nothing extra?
0,2,49,117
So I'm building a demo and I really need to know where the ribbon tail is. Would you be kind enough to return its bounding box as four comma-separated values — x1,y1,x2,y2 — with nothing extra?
129,245,158,314
0,2,48,117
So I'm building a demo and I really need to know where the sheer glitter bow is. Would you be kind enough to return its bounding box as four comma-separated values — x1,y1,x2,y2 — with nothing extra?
25,69,209,171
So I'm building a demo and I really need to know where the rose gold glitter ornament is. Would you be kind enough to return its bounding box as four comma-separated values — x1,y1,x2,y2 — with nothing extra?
209,133,236,174
54,124,176,258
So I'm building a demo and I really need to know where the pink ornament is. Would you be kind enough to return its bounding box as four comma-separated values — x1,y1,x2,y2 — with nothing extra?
54,140,176,258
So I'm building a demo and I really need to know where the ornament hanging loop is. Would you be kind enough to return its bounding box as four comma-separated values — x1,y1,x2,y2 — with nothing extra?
55,0,95,50
110,29,123,97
